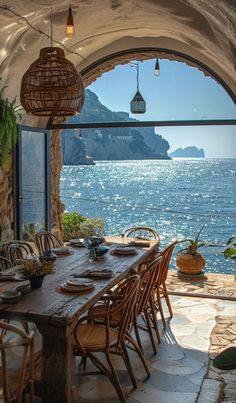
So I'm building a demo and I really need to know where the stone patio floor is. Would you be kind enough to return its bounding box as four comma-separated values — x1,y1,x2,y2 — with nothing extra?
31,272,236,402
73,292,236,403
166,271,236,300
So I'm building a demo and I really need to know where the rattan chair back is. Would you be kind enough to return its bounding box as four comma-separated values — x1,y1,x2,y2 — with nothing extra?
34,231,62,254
0,256,12,271
122,226,160,242
0,321,34,402
158,240,178,286
3,242,36,266
137,255,162,315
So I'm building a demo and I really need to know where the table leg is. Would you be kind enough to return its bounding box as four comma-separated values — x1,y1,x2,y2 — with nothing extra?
37,324,74,403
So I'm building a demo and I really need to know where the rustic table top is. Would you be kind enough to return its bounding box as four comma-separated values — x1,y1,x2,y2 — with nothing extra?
0,237,157,327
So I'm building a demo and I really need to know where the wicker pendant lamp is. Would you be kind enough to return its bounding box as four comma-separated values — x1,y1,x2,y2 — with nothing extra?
130,62,146,114
20,47,84,117
20,10,84,117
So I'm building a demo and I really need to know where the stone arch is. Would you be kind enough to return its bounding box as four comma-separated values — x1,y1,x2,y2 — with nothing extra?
80,47,236,104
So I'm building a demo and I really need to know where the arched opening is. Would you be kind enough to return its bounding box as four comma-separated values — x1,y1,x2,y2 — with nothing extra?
56,56,236,275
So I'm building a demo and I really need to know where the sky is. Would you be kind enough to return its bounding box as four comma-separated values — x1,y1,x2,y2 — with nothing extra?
89,59,236,158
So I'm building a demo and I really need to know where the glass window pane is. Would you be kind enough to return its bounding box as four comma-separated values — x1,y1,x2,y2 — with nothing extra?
21,130,46,239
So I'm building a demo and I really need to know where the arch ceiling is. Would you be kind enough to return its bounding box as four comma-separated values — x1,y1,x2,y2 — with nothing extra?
0,0,235,105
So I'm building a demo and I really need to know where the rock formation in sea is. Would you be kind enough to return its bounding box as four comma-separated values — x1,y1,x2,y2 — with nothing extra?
168,146,205,158
62,129,95,165
61,89,171,164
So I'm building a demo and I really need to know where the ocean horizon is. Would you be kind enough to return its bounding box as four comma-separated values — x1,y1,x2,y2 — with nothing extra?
60,158,236,274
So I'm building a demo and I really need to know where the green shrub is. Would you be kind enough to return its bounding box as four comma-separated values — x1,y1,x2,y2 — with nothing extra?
62,212,86,241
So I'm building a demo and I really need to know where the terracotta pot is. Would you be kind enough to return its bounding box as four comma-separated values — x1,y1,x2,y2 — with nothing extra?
176,253,206,275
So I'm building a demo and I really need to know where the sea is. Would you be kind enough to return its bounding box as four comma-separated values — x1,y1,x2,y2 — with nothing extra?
60,158,236,274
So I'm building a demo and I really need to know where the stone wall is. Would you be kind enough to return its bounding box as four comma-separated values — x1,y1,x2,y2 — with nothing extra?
0,160,13,243
50,129,64,241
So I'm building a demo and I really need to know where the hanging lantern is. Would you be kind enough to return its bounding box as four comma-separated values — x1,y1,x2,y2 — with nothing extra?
130,91,146,114
154,58,160,76
20,47,84,116
130,62,146,114
66,6,75,38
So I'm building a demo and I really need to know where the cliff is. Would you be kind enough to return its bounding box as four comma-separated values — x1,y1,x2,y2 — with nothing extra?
61,89,170,164
169,146,205,158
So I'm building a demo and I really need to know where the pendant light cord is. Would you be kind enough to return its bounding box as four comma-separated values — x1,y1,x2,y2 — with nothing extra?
136,62,139,91
51,8,53,48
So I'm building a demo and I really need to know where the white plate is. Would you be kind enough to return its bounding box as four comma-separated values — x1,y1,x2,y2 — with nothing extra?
60,282,95,293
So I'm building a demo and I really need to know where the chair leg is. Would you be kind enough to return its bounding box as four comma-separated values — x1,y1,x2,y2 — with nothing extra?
144,309,157,354
149,294,161,343
121,342,137,388
133,316,144,353
155,291,166,328
88,352,126,403
79,356,87,370
125,333,150,378
105,351,127,403
162,283,173,318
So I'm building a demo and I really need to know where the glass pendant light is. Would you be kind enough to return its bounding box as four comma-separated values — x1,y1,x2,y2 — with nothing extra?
66,5,75,38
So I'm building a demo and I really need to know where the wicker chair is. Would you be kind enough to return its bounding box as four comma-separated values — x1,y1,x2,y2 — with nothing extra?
134,255,163,354
0,256,13,271
34,231,63,254
122,226,160,242
73,274,145,403
152,240,178,327
2,241,36,266
0,321,35,402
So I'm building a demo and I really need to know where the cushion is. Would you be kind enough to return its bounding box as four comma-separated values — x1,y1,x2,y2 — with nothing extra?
213,346,236,370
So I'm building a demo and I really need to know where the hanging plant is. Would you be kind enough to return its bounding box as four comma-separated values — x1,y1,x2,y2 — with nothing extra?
0,79,22,168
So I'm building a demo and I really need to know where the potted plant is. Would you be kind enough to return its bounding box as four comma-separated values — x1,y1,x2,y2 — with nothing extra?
17,257,48,289
223,235,236,280
79,218,105,238
175,224,208,275
0,79,21,169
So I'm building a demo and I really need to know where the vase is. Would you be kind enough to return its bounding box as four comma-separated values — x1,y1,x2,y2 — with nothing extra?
176,253,206,275
29,276,44,289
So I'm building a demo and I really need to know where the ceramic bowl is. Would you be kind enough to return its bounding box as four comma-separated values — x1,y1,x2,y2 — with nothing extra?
0,290,21,304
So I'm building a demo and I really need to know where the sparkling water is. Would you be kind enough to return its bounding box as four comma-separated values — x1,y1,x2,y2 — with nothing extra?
60,159,236,274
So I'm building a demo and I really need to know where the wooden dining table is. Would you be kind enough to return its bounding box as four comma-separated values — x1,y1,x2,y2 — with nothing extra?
0,237,158,403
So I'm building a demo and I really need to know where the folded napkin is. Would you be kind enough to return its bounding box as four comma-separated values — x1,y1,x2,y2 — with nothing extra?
51,246,72,255
112,246,137,255
73,268,113,279
0,273,26,282
128,240,150,247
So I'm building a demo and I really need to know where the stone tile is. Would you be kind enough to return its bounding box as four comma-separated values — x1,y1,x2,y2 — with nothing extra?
224,385,236,400
151,357,204,376
181,334,210,351
198,378,222,403
170,323,196,336
179,303,218,317
219,306,236,316
130,386,198,403
185,365,208,386
172,298,205,307
143,371,199,393
197,320,216,338
183,345,208,359
170,313,192,326
151,341,185,361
